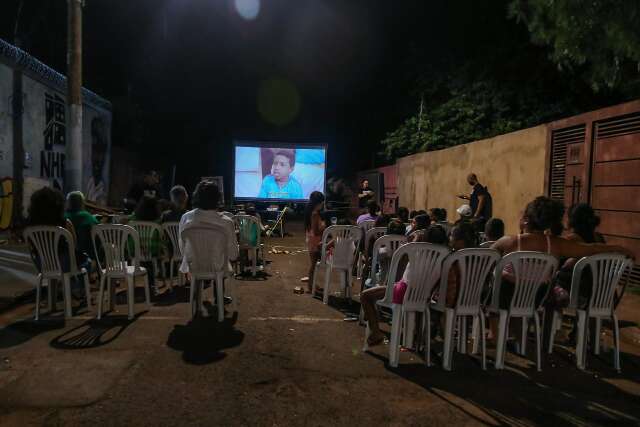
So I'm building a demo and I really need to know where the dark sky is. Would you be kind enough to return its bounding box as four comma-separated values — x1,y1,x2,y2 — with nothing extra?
0,0,520,188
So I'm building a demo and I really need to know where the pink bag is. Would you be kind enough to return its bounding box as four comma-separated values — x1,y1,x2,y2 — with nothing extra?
392,279,408,304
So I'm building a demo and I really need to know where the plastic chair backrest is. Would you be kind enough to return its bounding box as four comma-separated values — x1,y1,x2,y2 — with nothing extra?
162,221,182,260
491,251,558,316
435,248,501,315
24,226,78,277
360,220,376,234
369,234,407,284
382,242,450,311
570,253,632,316
181,225,229,275
479,241,494,248
92,224,140,275
319,225,363,268
233,215,261,248
130,221,162,262
364,227,387,254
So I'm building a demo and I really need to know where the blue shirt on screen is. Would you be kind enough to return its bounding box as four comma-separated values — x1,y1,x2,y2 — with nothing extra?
258,175,304,199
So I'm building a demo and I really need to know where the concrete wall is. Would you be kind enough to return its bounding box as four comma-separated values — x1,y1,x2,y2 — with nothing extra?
397,125,548,234
0,60,112,209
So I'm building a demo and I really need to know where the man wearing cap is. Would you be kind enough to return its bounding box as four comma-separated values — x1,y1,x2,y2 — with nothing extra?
457,173,492,230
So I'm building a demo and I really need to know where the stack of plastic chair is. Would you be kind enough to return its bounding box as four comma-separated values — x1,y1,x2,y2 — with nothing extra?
233,215,264,277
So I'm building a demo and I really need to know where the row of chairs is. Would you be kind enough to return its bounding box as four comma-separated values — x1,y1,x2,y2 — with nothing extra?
311,225,632,372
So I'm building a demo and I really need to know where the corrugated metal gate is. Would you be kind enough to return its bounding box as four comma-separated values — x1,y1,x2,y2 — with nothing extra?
547,100,640,287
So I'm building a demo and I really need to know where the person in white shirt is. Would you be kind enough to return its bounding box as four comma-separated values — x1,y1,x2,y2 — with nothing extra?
179,181,238,276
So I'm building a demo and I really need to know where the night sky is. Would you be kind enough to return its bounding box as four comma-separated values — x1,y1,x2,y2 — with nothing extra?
0,0,530,190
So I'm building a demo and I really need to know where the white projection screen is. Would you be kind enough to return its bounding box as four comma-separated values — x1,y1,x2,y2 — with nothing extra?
233,141,327,202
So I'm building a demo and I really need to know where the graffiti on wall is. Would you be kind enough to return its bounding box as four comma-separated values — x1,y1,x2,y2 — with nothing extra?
41,92,65,189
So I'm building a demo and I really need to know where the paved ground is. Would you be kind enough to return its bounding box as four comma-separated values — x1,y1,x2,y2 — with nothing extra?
1,222,640,426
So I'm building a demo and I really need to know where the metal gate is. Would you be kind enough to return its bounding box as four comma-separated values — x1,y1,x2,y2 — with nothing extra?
547,100,640,287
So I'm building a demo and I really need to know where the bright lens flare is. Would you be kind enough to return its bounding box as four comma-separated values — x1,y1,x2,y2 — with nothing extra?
234,0,260,21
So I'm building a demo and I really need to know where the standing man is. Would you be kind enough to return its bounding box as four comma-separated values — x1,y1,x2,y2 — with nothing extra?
457,173,492,230
358,179,375,209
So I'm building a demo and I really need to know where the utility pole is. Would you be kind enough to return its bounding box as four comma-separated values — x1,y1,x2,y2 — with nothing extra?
66,0,83,193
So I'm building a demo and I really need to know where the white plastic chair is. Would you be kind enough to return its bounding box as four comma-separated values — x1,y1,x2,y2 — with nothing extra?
181,224,236,321
233,215,264,277
130,221,164,287
488,252,558,370
358,234,407,324
357,223,383,279
363,242,450,367
162,222,185,287
311,225,363,305
24,226,92,319
92,224,151,320
547,253,631,372
427,248,501,370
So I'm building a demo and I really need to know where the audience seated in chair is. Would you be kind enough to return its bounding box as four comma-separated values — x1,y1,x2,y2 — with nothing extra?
357,200,380,225
161,185,189,223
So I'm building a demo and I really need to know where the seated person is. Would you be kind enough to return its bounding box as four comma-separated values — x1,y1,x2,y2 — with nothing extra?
65,191,99,261
362,219,405,286
482,217,504,246
357,200,380,225
429,208,452,236
407,214,431,240
27,187,86,300
490,197,634,341
258,150,303,199
161,185,189,223
179,181,239,277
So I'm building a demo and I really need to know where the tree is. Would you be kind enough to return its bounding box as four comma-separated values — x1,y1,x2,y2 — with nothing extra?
508,0,640,91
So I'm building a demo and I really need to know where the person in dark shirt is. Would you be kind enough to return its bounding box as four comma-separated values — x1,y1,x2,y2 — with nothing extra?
357,179,375,209
161,185,189,223
458,173,492,230
125,170,163,211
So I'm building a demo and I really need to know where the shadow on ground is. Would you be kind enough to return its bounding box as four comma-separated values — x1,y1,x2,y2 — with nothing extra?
0,317,66,349
49,315,140,349
167,313,244,365
366,336,640,426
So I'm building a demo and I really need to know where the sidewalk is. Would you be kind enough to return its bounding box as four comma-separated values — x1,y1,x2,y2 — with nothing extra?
0,243,37,311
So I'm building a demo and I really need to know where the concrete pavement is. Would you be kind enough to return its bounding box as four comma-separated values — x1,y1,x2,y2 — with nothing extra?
0,223,639,426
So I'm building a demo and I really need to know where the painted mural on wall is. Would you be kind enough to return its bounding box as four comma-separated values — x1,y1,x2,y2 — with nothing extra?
41,92,66,190
86,117,108,204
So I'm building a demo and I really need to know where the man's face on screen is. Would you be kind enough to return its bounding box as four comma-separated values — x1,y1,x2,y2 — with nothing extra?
272,154,293,182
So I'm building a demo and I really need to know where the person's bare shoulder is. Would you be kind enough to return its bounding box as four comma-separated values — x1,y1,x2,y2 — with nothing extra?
491,235,515,253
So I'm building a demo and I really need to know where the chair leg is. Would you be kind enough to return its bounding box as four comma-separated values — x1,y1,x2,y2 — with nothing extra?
127,275,135,320
47,279,55,312
612,313,621,372
143,274,151,307
534,312,542,372
323,265,332,305
389,305,402,368
425,306,432,367
547,310,559,354
83,273,92,313
480,312,487,370
471,315,480,355
576,309,588,370
519,318,528,356
443,308,455,371
97,275,106,320
593,317,601,356
35,275,43,321
404,312,416,349
62,275,73,319
216,278,225,322
252,249,257,277
495,310,509,370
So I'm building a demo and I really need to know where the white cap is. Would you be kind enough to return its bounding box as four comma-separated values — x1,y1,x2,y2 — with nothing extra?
457,204,472,217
